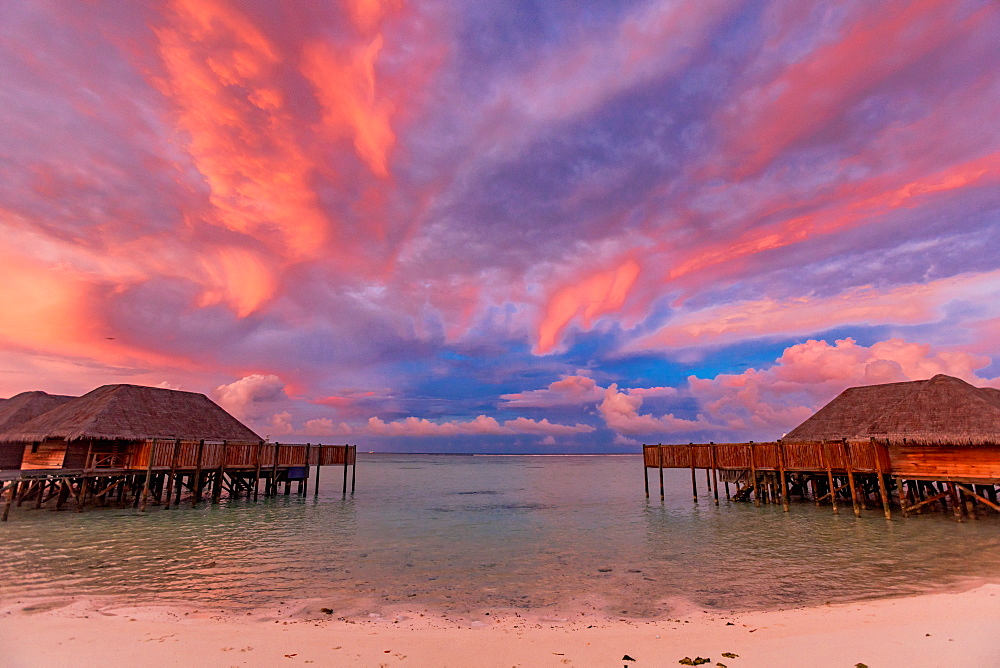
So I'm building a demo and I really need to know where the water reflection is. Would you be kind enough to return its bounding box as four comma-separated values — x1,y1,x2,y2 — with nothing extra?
2,455,998,618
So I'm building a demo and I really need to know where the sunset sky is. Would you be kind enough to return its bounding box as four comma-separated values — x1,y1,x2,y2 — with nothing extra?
1,0,998,452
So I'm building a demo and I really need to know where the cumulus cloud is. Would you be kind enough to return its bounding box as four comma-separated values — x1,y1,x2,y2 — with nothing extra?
597,384,715,435
267,411,295,436
684,337,997,440
214,374,287,420
303,418,353,436
366,414,594,437
500,375,604,407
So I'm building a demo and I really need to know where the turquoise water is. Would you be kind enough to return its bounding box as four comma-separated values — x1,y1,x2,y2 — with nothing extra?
2,454,1000,619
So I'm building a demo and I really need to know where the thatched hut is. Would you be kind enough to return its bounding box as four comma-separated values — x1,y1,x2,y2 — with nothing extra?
784,374,1000,445
0,391,76,469
0,384,260,470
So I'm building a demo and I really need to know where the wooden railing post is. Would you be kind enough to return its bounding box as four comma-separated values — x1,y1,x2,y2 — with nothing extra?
778,442,789,512
749,442,759,507
822,442,838,514
873,440,891,520
351,445,356,494
643,445,649,499
164,439,181,510
192,439,205,507
303,443,311,496
139,441,155,512
710,443,719,506
271,442,280,497
342,444,349,495
658,444,664,501
253,441,262,501
690,443,698,503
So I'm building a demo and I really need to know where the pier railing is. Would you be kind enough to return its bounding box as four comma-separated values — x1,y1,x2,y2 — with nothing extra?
643,440,891,474
124,441,356,471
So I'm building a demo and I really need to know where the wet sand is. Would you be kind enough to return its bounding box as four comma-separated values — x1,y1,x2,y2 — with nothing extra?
2,584,999,667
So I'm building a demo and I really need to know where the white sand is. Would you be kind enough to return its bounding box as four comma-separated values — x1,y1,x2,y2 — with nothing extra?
2,584,999,667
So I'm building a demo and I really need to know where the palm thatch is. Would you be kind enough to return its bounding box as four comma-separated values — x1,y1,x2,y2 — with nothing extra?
0,384,260,443
0,390,76,432
783,374,1000,445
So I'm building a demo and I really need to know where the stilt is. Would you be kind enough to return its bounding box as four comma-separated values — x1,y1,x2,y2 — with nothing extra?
140,442,155,512
658,445,664,501
842,443,861,517
254,442,263,502
690,463,698,503
948,483,964,522
271,443,280,497
55,478,69,510
778,443,789,512
749,442,759,508
724,481,730,500
2,481,18,522
303,443,311,497
896,477,908,518
710,443,720,506
164,439,181,510
76,477,89,513
351,445,356,494
192,439,205,507
822,444,839,514
314,448,322,498
644,447,649,499
342,445,349,495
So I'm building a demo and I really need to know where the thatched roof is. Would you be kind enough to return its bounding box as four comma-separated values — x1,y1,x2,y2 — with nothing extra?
0,390,77,432
783,374,1000,445
0,384,260,443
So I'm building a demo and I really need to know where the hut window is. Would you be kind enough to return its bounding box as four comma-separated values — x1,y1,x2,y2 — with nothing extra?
31,442,39,453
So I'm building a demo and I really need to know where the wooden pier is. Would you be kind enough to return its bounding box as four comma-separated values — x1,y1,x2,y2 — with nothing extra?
1,440,357,522
643,440,1000,521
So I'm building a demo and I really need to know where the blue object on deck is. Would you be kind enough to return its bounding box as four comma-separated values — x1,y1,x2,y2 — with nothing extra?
286,466,306,480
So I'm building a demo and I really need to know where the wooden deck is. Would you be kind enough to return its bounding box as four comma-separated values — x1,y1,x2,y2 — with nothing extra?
643,441,1000,521
1,441,357,521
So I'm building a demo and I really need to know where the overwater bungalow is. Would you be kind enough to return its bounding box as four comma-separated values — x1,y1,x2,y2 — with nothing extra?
0,384,356,521
643,374,1000,520
0,390,75,469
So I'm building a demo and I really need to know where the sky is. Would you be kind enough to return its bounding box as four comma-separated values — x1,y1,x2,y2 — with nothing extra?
1,0,998,452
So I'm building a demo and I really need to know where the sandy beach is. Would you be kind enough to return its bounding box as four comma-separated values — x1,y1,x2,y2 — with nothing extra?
2,584,999,667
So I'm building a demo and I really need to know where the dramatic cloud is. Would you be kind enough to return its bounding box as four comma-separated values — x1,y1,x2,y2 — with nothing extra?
1,2,997,451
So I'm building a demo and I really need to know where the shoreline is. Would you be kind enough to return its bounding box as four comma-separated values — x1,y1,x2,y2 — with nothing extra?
3,584,999,667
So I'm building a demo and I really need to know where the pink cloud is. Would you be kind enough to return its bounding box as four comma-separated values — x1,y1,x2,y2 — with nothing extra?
500,375,603,407
303,418,353,436
366,414,593,437
597,384,715,436
630,270,1000,350
685,337,997,439
214,373,287,420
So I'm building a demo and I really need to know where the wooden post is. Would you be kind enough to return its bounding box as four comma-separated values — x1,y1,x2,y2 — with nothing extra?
271,443,280,497
164,440,181,510
872,441,891,520
212,441,227,504
710,443,720,506
303,443,311,497
140,441,155,512
778,442,789,512
2,480,18,522
823,443,839,514
643,445,649,499
749,442,759,507
690,443,698,503
342,444,349,495
34,479,46,509
896,477,908,518
254,441,263,501
658,445,664,501
192,439,205,506
351,445,356,493
55,478,69,511
314,445,322,497
963,486,978,520
843,443,861,517
948,483,964,522
76,477,89,513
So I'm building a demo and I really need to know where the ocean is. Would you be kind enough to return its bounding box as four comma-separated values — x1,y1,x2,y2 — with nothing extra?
3,454,1000,620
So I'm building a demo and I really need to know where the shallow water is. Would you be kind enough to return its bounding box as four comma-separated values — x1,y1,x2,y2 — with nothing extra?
2,454,999,619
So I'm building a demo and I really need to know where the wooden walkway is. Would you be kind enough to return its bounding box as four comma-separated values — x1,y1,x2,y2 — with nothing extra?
1,441,356,521
644,441,1000,521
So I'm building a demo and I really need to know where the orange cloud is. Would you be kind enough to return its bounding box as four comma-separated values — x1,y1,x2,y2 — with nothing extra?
631,270,1000,351
665,154,999,284
301,37,395,178
537,258,640,353
154,0,329,261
